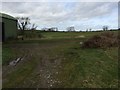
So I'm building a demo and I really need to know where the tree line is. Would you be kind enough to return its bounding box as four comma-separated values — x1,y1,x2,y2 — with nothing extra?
16,17,111,34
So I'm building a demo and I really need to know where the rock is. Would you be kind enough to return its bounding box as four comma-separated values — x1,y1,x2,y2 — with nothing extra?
79,42,83,45
50,84,52,87
56,72,58,74
58,81,61,83
47,75,50,79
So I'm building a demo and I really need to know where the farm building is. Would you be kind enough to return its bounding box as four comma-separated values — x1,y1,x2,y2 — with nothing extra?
0,13,17,42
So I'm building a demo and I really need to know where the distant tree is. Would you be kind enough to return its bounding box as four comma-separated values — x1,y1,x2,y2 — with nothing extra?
79,30,82,32
47,28,53,31
86,29,88,32
89,28,92,32
41,28,48,31
16,17,38,34
46,27,58,31
67,26,75,32
55,27,58,31
103,25,109,31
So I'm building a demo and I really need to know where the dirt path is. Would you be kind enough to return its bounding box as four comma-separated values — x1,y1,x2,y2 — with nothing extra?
19,51,63,88
3,41,70,88
8,44,63,88
36,55,62,88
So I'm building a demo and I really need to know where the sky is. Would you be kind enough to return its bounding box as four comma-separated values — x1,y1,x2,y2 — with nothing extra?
0,1,118,31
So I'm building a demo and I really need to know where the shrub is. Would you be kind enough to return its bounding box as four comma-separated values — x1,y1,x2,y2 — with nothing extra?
82,32,118,48
24,31,43,39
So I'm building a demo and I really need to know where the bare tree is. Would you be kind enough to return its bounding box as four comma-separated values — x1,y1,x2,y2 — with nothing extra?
16,17,30,34
17,17,38,34
103,25,109,31
31,23,38,30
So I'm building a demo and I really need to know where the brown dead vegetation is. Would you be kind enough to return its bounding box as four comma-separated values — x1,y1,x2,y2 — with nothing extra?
82,32,118,48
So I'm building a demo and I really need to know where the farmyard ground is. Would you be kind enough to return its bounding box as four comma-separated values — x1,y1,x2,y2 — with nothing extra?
2,31,118,88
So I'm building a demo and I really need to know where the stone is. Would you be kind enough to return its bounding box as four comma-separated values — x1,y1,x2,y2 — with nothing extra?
50,84,52,87
79,42,83,45
47,75,50,79
56,72,58,74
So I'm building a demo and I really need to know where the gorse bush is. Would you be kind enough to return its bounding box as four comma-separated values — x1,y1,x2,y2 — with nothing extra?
82,32,118,48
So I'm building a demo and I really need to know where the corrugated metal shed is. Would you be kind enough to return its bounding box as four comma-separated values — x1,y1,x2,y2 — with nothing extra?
0,13,17,20
0,13,17,42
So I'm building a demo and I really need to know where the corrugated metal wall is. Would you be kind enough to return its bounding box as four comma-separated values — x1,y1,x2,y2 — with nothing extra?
2,18,17,41
0,22,2,42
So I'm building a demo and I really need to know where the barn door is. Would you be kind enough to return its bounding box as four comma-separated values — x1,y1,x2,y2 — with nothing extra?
0,22,2,42
2,22,5,42
0,22,5,42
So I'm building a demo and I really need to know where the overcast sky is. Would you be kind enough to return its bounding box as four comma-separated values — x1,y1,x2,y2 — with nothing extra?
1,2,118,31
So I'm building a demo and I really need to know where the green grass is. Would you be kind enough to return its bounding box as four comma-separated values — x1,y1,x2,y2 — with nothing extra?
58,47,118,88
2,47,15,65
3,55,38,88
22,30,117,40
2,30,118,88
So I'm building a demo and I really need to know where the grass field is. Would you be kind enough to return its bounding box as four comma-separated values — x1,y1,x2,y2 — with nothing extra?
2,30,118,88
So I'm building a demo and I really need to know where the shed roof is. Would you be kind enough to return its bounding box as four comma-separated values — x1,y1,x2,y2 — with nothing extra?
0,13,17,20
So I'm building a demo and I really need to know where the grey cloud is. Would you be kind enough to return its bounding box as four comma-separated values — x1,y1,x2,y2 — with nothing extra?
72,2,117,20
2,2,117,20
1,2,118,30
